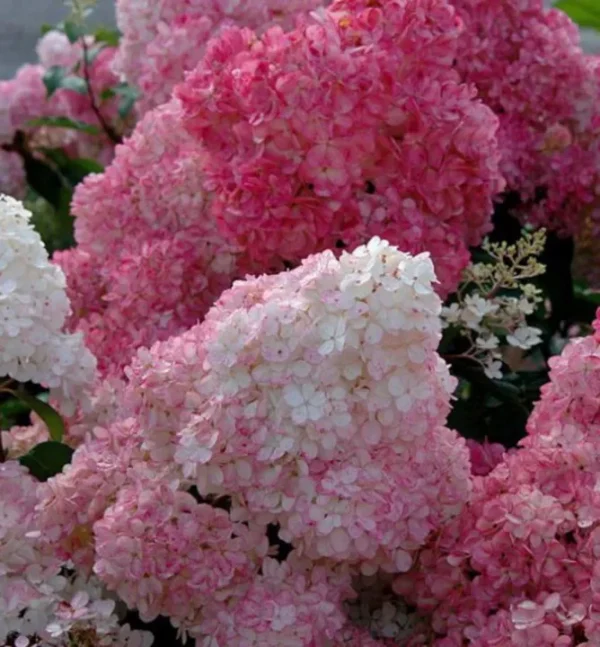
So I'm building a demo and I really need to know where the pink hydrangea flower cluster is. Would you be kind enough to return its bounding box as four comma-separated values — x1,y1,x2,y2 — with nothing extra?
395,440,600,645
36,30,83,70
0,64,47,198
94,481,268,625
125,238,471,574
176,0,504,296
0,460,51,640
1,64,50,144
36,416,172,570
62,99,239,376
113,0,324,115
66,0,508,378
390,309,600,644
196,556,355,646
0,461,151,647
35,411,360,644
526,309,600,445
452,0,600,236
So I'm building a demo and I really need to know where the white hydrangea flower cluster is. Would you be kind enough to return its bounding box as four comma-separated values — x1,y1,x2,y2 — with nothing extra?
441,229,546,379
0,461,153,647
0,195,96,408
126,237,471,572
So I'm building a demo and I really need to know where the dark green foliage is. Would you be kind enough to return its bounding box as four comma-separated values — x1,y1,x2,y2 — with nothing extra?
443,191,594,448
43,66,88,97
11,391,66,442
19,441,74,481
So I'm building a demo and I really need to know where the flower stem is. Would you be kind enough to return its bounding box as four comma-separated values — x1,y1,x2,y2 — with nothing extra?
80,36,121,144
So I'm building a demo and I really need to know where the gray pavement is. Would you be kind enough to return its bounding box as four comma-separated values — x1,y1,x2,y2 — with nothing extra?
0,0,115,79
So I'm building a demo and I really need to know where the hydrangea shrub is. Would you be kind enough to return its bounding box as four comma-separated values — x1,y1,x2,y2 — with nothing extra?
2,0,600,645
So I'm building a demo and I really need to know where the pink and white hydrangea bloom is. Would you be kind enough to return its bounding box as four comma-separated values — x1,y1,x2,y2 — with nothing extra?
0,461,152,647
126,237,471,573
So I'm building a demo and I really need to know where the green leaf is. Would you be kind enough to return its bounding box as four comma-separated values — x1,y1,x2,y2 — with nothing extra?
119,94,137,119
27,116,100,136
0,397,30,429
54,186,76,249
40,23,54,36
93,26,121,47
556,0,600,30
64,157,104,177
19,441,74,481
38,147,70,168
23,156,66,210
84,43,105,65
22,148,76,248
574,280,600,306
63,19,84,44
447,358,531,447
61,76,88,94
42,67,88,97
39,149,103,185
109,82,140,119
118,88,139,119
43,66,67,97
13,392,66,442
